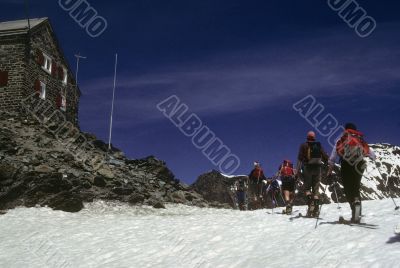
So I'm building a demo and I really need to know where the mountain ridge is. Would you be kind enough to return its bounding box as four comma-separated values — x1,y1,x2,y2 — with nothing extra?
192,143,400,209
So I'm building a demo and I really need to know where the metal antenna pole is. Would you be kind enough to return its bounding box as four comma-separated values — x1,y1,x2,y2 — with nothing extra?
333,182,341,209
25,0,31,30
108,53,118,152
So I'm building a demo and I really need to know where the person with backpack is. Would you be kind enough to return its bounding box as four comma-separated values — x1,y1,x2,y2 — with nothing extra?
295,131,329,217
262,176,282,209
327,123,376,223
278,160,296,215
235,177,248,210
248,161,266,210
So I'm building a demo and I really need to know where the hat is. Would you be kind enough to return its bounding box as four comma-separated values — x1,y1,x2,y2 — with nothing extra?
253,161,260,167
345,123,357,130
307,131,316,140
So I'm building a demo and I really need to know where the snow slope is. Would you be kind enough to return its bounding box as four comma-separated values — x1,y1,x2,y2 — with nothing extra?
0,200,399,268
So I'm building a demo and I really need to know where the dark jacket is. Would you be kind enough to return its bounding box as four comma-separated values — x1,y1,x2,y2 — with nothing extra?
248,167,266,184
297,141,329,165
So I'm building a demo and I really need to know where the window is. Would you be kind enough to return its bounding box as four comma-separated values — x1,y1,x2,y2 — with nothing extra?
62,67,68,85
42,53,52,74
61,95,67,111
0,71,8,87
39,81,46,99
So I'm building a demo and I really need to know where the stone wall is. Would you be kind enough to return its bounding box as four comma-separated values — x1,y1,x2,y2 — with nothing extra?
0,21,80,126
0,34,27,112
26,23,79,126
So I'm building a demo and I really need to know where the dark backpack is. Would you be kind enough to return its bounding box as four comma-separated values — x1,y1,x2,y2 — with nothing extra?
307,142,322,165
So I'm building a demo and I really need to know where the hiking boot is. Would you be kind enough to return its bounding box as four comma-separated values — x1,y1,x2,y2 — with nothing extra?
306,195,314,217
286,205,293,215
352,198,361,223
313,199,320,217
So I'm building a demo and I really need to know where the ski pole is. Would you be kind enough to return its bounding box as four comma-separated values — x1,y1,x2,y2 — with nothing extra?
373,160,399,210
279,190,286,207
315,181,329,229
332,182,341,209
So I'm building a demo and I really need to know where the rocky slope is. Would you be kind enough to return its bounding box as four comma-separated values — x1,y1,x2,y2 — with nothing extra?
193,144,400,209
0,111,209,213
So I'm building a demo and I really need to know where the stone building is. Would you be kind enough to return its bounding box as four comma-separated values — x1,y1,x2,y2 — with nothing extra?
0,18,80,125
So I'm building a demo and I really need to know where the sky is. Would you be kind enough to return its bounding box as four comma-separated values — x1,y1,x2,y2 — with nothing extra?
1,0,400,183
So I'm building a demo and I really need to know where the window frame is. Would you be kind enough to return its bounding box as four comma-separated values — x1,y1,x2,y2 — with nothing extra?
62,67,68,85
39,81,46,100
42,53,52,74
60,94,67,111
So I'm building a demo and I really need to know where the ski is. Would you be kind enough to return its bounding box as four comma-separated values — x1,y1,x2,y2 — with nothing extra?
267,209,298,215
338,216,378,229
289,213,322,220
280,209,298,215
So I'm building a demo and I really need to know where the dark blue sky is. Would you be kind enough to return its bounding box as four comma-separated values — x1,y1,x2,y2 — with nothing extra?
2,0,400,183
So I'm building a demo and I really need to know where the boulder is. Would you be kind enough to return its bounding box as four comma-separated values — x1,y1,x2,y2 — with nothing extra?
128,193,145,204
171,190,186,203
0,163,17,181
191,170,237,208
97,167,114,179
93,176,107,187
46,191,84,213
34,165,55,173
113,187,134,196
152,201,166,209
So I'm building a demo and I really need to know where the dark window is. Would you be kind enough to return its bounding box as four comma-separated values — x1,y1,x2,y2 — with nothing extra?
0,71,8,87
52,62,58,78
37,49,44,66
34,79,41,93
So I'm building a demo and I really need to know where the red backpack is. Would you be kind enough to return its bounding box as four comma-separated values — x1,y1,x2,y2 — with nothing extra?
280,160,294,177
336,129,369,161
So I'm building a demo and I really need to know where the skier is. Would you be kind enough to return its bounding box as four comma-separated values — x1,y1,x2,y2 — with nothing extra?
327,123,375,223
295,131,329,217
248,161,266,210
264,176,282,209
278,160,296,214
235,177,248,210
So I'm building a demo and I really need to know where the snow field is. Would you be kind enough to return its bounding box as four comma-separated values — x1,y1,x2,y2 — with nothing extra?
0,199,399,268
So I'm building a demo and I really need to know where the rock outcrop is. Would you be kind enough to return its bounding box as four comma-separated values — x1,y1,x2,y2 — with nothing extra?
0,111,208,213
191,170,246,209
